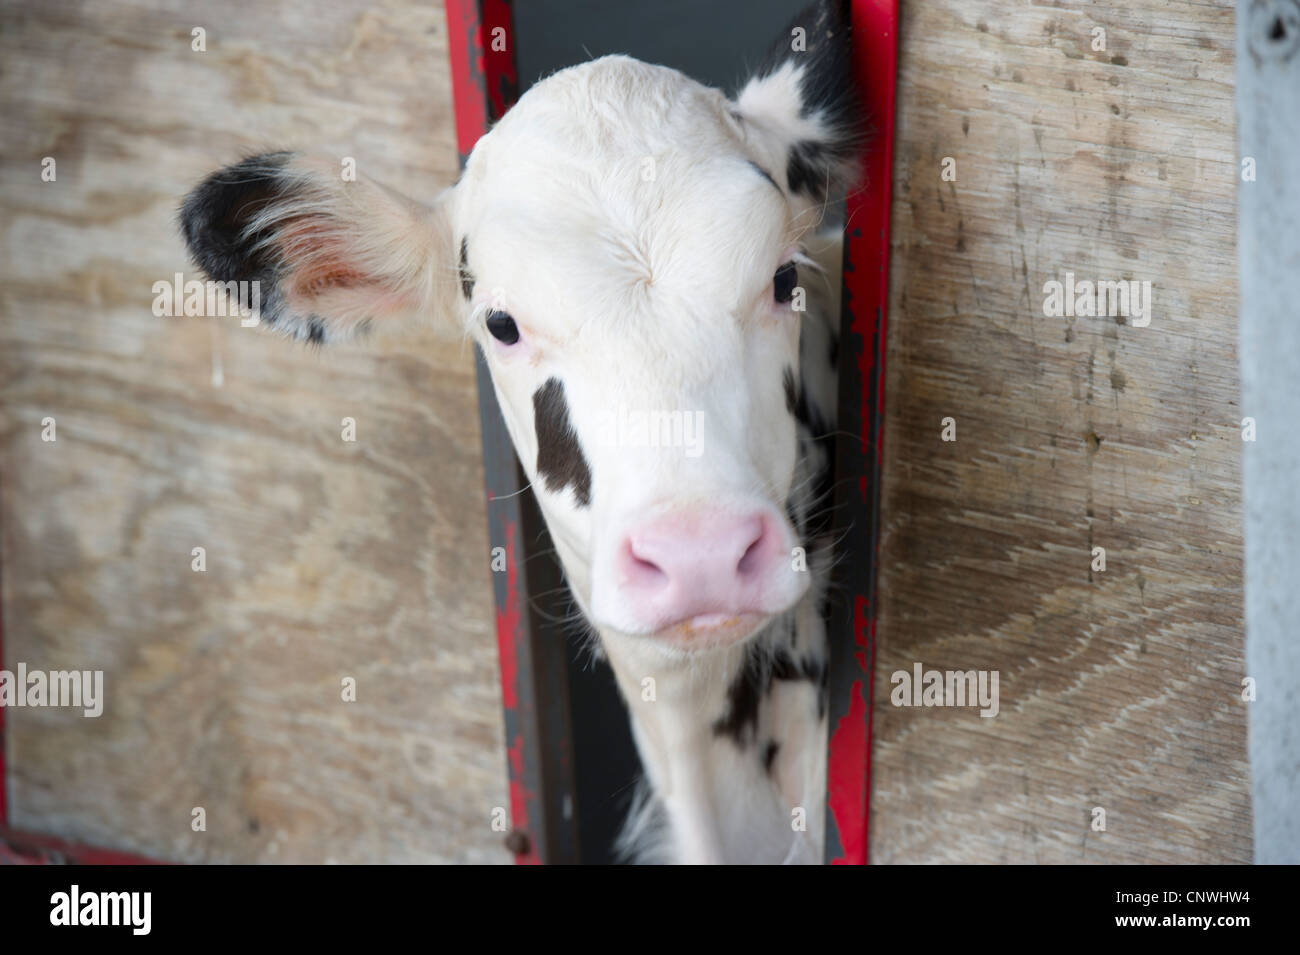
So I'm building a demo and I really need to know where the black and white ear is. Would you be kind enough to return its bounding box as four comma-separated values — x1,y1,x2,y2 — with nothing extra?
179,152,454,343
733,0,862,215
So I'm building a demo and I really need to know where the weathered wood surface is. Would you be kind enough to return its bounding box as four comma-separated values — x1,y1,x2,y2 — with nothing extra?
0,0,508,862
0,0,1251,866
1236,0,1300,865
871,0,1249,862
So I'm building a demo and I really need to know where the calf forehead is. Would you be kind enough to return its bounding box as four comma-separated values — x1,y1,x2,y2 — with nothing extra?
455,61,794,337
476,55,737,166
457,58,768,245
460,167,788,353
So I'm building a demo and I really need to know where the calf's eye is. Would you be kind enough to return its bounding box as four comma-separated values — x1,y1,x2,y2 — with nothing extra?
773,262,798,304
486,310,520,345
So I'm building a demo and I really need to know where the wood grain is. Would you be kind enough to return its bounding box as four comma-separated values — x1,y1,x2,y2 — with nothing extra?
1235,0,1300,864
871,0,1249,862
0,0,1251,865
0,0,509,863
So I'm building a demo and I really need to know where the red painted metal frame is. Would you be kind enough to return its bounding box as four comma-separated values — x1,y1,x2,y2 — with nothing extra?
823,0,898,865
0,827,164,866
446,0,537,863
447,0,582,866
450,0,900,865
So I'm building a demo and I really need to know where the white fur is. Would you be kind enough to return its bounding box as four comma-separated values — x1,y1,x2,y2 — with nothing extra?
455,56,843,864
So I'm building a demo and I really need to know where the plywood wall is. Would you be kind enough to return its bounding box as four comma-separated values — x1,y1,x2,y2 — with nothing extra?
0,0,509,862
871,0,1250,862
1,0,1252,866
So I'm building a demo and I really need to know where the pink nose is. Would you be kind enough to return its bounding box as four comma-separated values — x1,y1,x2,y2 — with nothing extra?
614,508,796,631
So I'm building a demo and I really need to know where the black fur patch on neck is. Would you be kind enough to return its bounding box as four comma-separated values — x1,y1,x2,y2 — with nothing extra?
458,237,475,300
783,365,836,548
783,365,800,416
713,635,826,745
532,378,592,508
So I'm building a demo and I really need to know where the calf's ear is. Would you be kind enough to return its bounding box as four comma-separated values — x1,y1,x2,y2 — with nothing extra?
179,152,455,343
732,0,862,217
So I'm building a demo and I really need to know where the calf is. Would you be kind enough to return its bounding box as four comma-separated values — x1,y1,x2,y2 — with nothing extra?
180,0,861,864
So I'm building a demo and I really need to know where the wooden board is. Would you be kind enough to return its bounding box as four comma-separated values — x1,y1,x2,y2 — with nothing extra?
0,0,508,863
1236,0,1300,864
0,0,1251,865
870,0,1250,862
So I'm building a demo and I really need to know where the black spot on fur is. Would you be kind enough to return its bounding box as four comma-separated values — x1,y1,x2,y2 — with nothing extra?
458,237,475,300
533,378,592,508
763,740,781,774
782,365,836,548
777,646,829,719
713,650,764,745
787,140,829,198
747,1,862,200
306,318,325,344
790,1,855,127
783,366,800,416
179,152,293,319
713,640,826,745
772,646,825,687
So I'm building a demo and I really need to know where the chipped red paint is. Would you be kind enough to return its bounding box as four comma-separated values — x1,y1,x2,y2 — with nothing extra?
826,595,875,864
849,0,898,467
505,734,539,865
0,827,166,865
827,680,869,865
494,519,520,709
854,593,871,672
824,0,897,865
481,0,519,124
449,0,559,864
445,0,518,160
445,0,487,157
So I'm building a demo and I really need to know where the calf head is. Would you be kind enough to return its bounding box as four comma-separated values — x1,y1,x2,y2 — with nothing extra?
181,1,859,654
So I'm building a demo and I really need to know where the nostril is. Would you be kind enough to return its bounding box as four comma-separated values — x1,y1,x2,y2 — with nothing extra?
736,520,769,578
737,537,763,577
632,554,666,578
625,540,669,585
